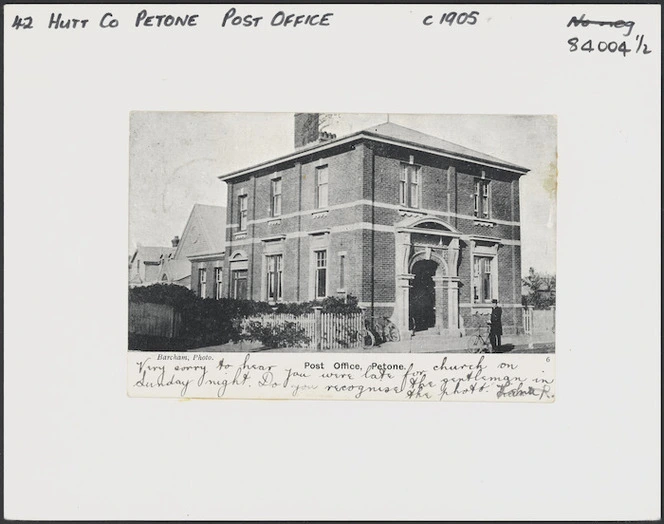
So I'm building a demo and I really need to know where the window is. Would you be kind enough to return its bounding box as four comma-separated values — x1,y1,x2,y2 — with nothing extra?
315,166,328,209
339,254,345,290
271,178,282,217
314,250,327,299
232,269,248,299
198,268,207,298
214,267,223,299
400,164,421,208
473,256,494,303
238,195,248,231
474,179,491,218
265,255,283,301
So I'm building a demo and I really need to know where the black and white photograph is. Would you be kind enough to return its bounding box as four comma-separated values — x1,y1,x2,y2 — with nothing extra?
129,113,556,356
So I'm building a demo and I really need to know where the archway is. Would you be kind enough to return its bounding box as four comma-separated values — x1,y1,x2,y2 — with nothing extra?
409,259,438,331
393,217,462,339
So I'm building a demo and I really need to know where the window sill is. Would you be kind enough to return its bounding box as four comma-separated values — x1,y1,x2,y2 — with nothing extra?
261,234,286,243
399,208,426,218
311,209,329,219
234,232,248,240
268,218,281,225
474,218,495,227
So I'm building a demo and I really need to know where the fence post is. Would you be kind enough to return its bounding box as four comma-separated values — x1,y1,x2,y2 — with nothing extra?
551,305,556,333
359,307,367,349
313,306,322,352
527,305,534,348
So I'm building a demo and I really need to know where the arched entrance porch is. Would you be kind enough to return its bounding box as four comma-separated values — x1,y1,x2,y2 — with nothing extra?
392,216,462,339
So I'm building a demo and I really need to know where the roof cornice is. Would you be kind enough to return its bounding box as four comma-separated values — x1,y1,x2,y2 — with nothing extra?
218,131,529,182
187,251,226,262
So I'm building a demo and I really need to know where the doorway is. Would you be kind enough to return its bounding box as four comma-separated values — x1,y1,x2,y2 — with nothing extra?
410,259,437,331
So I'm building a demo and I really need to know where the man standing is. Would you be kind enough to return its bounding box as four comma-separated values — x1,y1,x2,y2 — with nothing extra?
489,298,502,351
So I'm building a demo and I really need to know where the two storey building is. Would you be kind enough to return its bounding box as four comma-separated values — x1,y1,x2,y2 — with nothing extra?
217,114,529,338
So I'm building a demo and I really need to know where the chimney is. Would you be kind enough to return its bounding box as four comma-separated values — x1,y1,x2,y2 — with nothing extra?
171,236,180,247
294,113,338,149
294,113,320,149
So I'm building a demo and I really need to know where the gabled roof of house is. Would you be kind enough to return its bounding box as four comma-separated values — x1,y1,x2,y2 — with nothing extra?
160,259,192,282
219,121,529,181
173,204,226,260
130,246,175,264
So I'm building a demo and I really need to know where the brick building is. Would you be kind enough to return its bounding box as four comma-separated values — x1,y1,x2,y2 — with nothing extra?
216,114,529,338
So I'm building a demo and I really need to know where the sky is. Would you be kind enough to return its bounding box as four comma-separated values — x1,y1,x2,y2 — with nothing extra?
129,112,557,275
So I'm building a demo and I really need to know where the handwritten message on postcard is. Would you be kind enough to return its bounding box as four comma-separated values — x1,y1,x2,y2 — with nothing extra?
128,353,555,402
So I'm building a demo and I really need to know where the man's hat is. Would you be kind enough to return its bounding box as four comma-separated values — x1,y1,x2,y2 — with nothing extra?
492,299,498,304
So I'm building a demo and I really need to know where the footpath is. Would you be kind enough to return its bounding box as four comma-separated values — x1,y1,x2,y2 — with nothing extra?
376,331,555,354
192,331,555,354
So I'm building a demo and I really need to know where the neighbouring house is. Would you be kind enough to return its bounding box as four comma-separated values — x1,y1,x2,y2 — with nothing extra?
161,203,226,296
129,245,175,287
131,204,226,292
216,114,530,338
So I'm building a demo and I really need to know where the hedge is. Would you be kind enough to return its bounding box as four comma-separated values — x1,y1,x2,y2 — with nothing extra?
129,284,361,349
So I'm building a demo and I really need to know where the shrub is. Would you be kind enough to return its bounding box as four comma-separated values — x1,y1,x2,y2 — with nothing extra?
522,267,556,309
272,294,361,315
129,284,276,348
320,294,361,313
129,283,198,307
243,321,311,349
128,285,362,349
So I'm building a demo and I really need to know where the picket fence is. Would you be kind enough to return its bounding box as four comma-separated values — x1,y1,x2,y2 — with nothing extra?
242,311,364,350
129,302,182,338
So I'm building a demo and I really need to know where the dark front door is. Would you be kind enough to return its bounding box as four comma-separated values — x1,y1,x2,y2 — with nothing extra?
410,260,437,331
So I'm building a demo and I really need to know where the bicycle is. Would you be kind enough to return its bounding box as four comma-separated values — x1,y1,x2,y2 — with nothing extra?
374,316,401,343
361,326,376,349
360,316,401,348
467,322,493,353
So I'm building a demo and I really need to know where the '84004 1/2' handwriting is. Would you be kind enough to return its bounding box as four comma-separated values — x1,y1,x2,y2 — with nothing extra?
568,34,652,57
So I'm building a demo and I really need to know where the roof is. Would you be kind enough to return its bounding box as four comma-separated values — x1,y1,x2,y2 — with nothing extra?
219,121,529,181
131,246,175,264
161,259,191,282
364,122,526,171
173,204,226,259
193,204,226,254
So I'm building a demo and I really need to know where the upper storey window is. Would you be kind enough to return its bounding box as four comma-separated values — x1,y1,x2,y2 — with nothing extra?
400,164,421,208
271,178,282,217
238,195,248,231
316,166,328,209
474,179,491,219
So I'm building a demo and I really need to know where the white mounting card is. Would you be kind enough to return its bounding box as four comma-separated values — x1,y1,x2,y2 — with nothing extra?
4,4,660,521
